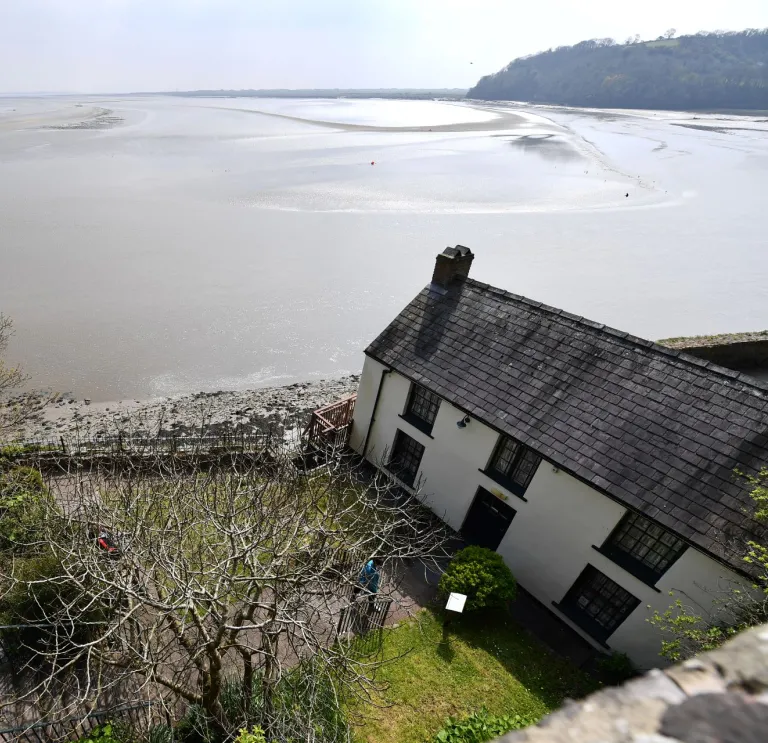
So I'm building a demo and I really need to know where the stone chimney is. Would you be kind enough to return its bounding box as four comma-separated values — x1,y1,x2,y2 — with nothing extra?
431,245,474,290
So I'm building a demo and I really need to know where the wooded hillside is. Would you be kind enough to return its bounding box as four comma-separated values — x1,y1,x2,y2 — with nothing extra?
468,30,768,110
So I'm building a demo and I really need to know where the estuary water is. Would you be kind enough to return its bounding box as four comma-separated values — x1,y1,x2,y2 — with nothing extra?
1,95,766,400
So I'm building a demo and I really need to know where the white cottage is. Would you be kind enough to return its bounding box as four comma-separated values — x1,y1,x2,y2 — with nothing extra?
348,246,768,668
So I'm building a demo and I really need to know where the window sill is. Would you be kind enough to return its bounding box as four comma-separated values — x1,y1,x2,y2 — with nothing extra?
398,414,435,439
551,601,611,649
478,469,528,502
591,545,662,593
383,466,417,493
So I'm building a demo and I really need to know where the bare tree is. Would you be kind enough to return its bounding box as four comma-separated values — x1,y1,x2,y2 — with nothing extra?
0,443,451,740
0,314,50,438
0,315,28,434
663,28,677,40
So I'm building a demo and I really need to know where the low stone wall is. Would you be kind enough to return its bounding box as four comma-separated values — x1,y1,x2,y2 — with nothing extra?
497,624,768,743
659,333,768,372
683,340,768,372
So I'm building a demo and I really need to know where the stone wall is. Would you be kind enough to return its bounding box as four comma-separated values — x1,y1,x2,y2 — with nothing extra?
658,333,768,373
496,624,768,743
682,340,768,373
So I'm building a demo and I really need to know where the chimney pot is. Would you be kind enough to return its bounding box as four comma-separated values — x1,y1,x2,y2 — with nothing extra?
431,245,474,289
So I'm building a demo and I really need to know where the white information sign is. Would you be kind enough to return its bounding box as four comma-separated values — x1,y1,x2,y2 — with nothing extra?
445,592,467,613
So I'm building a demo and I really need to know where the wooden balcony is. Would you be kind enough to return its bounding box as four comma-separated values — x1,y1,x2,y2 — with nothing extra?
306,394,357,449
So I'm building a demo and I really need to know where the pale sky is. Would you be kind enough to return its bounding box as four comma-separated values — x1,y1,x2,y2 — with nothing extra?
1,0,766,94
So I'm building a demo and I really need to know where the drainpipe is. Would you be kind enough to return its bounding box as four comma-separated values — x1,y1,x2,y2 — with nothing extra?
362,367,392,459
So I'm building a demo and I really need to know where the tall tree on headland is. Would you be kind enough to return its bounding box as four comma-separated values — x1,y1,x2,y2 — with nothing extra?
468,29,768,110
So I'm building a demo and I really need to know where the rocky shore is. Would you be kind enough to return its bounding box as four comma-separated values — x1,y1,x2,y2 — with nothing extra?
9,375,360,443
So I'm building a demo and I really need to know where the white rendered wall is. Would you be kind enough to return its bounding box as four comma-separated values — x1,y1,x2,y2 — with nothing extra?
348,355,387,454
350,362,745,668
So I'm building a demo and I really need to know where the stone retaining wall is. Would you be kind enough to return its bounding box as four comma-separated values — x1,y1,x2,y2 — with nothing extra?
658,333,768,373
682,340,768,372
496,624,768,743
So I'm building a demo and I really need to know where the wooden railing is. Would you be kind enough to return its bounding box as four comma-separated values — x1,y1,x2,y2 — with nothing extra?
306,395,357,449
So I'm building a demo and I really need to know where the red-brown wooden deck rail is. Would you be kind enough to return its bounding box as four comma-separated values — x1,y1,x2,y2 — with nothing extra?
306,394,357,449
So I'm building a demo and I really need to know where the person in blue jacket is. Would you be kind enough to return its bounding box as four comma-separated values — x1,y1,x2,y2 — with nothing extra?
356,557,381,603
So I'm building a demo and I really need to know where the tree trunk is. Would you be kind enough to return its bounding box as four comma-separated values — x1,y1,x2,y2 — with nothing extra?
260,596,280,739
242,649,255,725
261,631,278,738
201,656,227,734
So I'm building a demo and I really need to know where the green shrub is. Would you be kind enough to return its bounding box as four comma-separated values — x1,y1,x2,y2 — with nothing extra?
174,660,350,743
76,722,131,743
431,709,533,743
146,726,174,743
438,546,517,612
0,553,111,662
595,651,637,685
0,465,50,553
174,706,215,743
0,443,57,460
0,465,45,499
234,727,267,743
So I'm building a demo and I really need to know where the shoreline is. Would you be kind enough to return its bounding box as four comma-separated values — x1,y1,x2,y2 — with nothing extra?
10,375,360,442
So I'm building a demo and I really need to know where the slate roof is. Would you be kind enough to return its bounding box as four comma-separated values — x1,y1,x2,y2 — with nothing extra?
366,277,768,573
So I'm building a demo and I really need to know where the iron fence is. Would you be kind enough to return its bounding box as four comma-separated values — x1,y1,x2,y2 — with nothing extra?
4,431,272,457
0,703,152,743
336,594,392,639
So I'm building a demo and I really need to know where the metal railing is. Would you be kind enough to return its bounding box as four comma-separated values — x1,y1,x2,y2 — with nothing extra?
0,432,274,460
336,595,392,639
4,431,272,457
0,702,152,743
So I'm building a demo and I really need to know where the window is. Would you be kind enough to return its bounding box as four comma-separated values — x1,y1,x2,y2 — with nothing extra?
558,565,640,643
388,430,425,487
601,511,687,585
484,435,541,497
403,384,441,435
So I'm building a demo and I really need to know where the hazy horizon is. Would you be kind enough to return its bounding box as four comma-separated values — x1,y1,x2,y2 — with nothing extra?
1,1,767,95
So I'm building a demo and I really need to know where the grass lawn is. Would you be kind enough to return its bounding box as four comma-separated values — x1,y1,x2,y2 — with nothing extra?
349,608,599,743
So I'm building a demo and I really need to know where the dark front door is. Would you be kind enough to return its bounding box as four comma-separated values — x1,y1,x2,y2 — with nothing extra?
461,487,516,551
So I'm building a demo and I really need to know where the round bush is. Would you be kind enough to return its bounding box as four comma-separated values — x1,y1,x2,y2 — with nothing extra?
438,546,516,612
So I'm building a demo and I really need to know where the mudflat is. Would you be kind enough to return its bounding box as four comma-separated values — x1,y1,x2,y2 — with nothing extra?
1,96,767,402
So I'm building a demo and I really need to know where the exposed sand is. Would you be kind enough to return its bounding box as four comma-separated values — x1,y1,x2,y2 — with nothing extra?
213,102,535,133
0,102,122,132
9,375,360,442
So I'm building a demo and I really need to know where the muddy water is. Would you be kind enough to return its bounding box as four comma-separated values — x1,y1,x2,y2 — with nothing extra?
1,95,766,401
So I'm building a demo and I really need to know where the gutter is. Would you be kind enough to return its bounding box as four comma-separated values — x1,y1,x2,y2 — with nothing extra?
361,365,392,459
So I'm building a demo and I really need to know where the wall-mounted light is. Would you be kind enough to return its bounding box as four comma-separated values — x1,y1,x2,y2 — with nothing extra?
456,416,471,429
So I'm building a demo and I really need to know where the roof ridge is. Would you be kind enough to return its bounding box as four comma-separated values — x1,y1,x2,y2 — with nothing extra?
460,277,768,395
